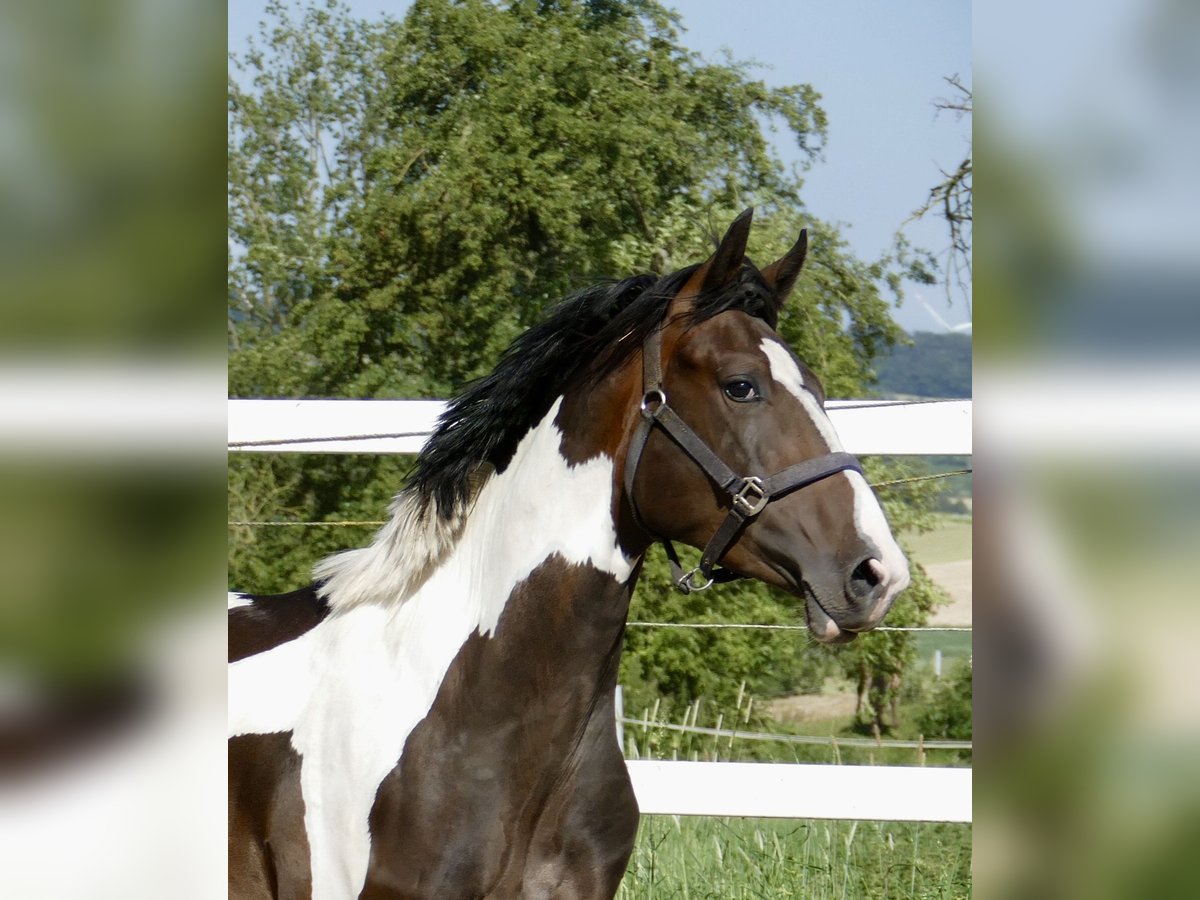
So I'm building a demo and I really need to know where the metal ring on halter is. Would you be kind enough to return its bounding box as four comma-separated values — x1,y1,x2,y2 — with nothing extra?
640,388,667,416
677,567,714,593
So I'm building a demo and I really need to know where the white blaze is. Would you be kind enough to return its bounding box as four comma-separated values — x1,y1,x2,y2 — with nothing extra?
759,340,842,450
759,339,909,601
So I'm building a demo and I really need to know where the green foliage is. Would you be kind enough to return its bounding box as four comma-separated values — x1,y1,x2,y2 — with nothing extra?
228,0,393,395
916,658,973,742
229,0,839,398
836,561,943,736
910,459,973,514
228,453,416,594
618,454,951,729
621,544,837,720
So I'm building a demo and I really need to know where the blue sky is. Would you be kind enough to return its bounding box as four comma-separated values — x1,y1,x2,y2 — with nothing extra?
229,0,971,333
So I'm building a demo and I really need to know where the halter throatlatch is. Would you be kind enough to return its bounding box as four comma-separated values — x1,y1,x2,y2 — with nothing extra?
624,322,863,593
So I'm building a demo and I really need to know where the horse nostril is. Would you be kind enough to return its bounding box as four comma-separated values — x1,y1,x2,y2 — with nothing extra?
848,558,887,598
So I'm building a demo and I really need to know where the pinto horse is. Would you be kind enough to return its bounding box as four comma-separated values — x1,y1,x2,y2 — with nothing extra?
228,210,909,899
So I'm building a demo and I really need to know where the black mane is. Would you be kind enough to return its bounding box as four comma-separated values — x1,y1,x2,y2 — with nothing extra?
407,259,779,516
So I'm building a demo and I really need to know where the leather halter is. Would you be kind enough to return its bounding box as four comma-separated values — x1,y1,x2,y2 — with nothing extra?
623,318,864,593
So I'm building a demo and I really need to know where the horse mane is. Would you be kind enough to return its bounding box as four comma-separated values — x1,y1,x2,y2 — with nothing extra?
314,258,779,609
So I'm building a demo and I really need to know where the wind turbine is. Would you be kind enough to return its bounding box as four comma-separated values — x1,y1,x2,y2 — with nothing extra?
919,294,972,333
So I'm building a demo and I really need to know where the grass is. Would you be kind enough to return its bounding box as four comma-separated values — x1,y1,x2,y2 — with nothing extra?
620,816,971,899
618,697,972,896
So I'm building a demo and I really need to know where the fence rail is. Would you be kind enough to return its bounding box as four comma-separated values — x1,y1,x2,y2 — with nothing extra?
627,761,971,822
228,396,972,824
227,398,972,455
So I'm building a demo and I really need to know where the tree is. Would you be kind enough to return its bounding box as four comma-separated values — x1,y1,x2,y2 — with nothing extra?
900,74,972,311
916,657,972,742
229,0,834,398
228,0,391,393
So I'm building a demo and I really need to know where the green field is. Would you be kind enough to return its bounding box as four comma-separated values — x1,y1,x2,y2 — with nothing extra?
912,630,972,667
620,815,971,899
903,515,972,567
907,513,972,669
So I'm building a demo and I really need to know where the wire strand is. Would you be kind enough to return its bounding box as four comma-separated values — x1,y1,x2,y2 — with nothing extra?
229,520,386,527
825,398,968,411
621,718,971,750
225,469,972,529
228,431,429,449
870,468,972,489
626,621,969,633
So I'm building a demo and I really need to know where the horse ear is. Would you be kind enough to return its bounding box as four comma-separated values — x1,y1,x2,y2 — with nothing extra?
760,228,809,305
701,208,754,292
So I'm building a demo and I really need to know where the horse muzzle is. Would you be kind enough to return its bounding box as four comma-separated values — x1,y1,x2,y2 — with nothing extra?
803,553,910,644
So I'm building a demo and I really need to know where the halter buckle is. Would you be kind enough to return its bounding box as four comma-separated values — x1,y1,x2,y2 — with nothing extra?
732,476,768,516
640,388,667,417
676,566,715,593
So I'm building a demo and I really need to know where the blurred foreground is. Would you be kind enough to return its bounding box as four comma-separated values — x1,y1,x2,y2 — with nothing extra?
0,1,226,896
975,0,1200,896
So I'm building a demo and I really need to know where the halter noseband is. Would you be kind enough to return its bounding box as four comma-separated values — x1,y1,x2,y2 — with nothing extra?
623,319,863,593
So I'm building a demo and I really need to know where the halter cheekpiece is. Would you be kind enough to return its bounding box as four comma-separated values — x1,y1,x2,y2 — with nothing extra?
624,318,863,593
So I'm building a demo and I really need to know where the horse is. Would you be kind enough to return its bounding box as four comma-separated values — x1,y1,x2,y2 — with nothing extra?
228,209,910,899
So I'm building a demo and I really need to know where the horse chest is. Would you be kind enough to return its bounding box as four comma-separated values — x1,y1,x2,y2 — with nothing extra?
360,685,634,899
231,559,636,900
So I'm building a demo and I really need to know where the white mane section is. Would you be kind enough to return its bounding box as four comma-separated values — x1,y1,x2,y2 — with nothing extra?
311,471,486,612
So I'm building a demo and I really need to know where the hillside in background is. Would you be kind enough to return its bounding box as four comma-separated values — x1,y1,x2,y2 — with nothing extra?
871,331,972,398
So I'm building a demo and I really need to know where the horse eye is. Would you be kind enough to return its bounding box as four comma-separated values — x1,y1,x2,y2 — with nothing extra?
723,379,758,402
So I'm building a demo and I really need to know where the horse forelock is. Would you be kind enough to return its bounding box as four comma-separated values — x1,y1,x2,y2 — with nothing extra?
695,258,779,329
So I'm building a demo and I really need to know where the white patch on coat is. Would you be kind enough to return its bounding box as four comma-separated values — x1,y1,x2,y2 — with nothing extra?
228,398,634,899
759,338,909,597
228,593,251,610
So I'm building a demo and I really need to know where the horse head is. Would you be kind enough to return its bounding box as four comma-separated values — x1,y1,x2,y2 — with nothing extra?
619,209,909,643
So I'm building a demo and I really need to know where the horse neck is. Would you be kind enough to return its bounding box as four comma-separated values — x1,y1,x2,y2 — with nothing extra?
415,394,639,641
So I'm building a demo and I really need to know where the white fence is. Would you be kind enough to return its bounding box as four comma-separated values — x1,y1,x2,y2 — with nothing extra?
228,398,972,456
228,397,972,824
628,761,970,822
